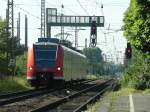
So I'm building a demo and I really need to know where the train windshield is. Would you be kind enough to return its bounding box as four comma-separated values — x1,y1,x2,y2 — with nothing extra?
34,44,57,68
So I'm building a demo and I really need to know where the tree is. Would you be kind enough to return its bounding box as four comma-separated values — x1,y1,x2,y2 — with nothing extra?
83,47,103,64
122,48,150,89
123,0,150,89
83,47,104,75
0,18,8,74
83,47,125,76
0,18,25,75
123,0,150,54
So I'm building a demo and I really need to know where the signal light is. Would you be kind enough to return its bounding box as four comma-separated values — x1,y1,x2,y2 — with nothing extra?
91,21,97,35
125,43,132,59
127,49,131,53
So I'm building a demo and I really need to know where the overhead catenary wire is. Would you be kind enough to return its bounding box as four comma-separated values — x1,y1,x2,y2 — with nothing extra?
3,0,40,20
45,0,80,15
76,0,89,15
15,6,40,20
84,0,129,7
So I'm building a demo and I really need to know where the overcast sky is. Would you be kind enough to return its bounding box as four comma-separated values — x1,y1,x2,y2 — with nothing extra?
0,0,130,63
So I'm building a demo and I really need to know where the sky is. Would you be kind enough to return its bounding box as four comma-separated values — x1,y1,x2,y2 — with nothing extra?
0,0,130,64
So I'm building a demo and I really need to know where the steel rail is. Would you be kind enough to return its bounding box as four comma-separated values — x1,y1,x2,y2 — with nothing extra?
30,79,113,112
73,82,114,112
0,79,98,107
0,88,54,106
0,88,46,99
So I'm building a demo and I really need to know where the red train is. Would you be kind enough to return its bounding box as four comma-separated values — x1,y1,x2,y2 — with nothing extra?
27,38,87,88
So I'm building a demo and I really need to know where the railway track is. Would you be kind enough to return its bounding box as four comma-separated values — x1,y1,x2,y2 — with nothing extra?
30,79,115,112
0,88,54,106
0,79,97,107
0,88,45,99
0,79,109,112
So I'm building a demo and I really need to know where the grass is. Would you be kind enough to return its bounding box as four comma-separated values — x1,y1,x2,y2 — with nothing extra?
86,74,97,80
143,89,150,94
87,90,127,112
87,92,115,112
119,87,150,95
0,75,32,92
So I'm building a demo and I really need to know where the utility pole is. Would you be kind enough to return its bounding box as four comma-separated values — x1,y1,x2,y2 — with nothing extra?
85,38,87,49
25,15,28,50
7,0,15,75
17,12,20,45
6,9,9,75
61,4,64,40
41,0,45,38
75,27,78,48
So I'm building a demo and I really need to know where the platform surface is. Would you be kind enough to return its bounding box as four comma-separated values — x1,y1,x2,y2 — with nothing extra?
96,93,150,112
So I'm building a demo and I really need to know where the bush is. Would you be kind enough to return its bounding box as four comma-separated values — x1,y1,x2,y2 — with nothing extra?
121,49,150,90
135,69,150,89
15,53,27,76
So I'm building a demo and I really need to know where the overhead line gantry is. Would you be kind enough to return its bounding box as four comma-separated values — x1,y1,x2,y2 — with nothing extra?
46,8,104,47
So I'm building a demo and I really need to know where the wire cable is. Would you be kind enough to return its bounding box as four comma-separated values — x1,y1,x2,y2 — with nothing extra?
76,0,89,15
3,0,40,20
14,6,40,19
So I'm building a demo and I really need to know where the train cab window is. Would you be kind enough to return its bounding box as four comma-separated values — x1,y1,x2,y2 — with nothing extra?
34,45,57,68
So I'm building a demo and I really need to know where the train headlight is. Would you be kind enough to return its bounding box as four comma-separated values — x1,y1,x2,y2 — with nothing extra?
29,67,33,71
57,67,61,71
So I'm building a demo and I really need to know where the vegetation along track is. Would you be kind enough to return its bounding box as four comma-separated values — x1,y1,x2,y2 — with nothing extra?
0,88,54,106
30,79,115,112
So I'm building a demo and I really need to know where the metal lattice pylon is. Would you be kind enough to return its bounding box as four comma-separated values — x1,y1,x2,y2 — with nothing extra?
7,0,15,74
7,0,15,60
41,0,45,38
7,0,14,39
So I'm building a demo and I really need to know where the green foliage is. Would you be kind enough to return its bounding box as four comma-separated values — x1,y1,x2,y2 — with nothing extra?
0,18,28,92
123,0,150,54
83,47,103,64
86,74,97,80
0,18,8,74
123,0,150,90
83,47,104,75
0,75,31,92
103,62,125,76
0,17,25,75
122,48,150,90
83,47,124,76
15,53,27,75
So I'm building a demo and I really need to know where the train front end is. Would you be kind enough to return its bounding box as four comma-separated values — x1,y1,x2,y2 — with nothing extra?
27,42,63,87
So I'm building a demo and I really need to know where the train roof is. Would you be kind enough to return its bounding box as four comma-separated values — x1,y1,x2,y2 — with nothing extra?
34,42,58,46
34,38,86,58
62,45,86,58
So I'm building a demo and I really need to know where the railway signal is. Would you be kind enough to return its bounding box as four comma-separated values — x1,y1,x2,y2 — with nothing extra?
91,21,97,35
90,21,97,47
125,42,132,59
